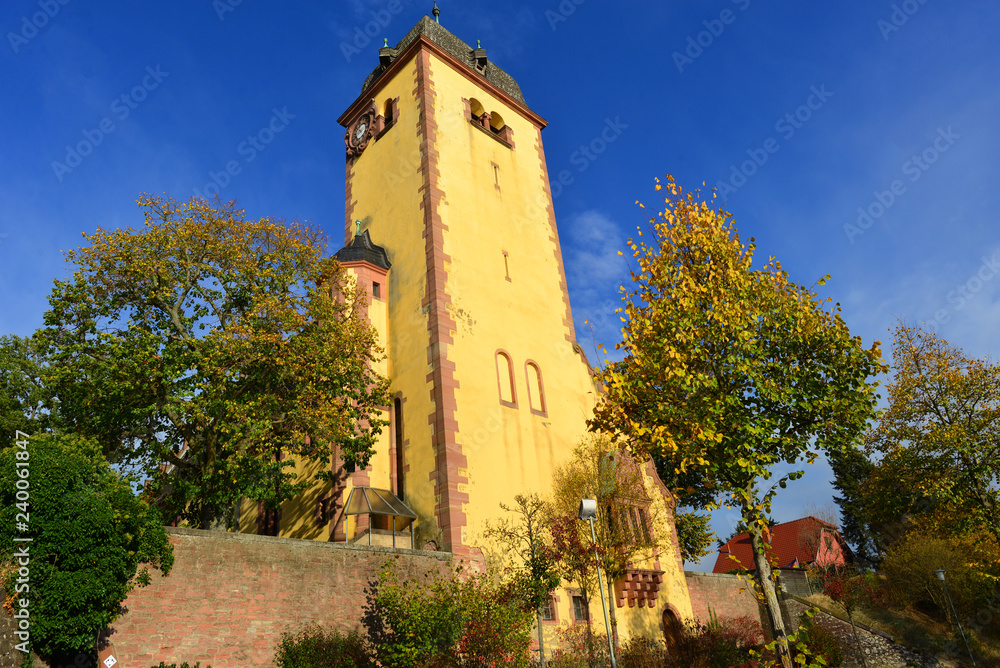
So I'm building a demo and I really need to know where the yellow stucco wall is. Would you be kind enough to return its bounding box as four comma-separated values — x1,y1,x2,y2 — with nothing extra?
344,56,441,544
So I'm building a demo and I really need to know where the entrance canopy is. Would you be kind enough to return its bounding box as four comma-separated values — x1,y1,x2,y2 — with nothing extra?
343,486,417,548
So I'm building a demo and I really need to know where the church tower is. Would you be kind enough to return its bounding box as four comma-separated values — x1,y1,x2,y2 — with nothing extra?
233,10,695,649
336,15,598,557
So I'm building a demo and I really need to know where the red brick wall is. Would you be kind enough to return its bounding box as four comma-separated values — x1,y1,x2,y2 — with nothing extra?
110,527,451,668
685,571,763,625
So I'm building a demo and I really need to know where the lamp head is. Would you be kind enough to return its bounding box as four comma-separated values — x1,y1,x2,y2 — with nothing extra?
578,498,598,521
935,569,946,582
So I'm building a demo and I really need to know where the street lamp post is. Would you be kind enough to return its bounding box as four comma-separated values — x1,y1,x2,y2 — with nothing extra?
578,499,618,668
935,569,976,666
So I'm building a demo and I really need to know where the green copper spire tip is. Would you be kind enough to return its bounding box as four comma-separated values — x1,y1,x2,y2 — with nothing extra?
477,40,481,48
432,1,440,23
355,219,362,235
383,38,388,47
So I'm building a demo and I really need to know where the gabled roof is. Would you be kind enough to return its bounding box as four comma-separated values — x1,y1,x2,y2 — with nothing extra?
361,15,526,104
712,516,845,574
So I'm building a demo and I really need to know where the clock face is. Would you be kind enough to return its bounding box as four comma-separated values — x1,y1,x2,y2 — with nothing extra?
355,122,367,140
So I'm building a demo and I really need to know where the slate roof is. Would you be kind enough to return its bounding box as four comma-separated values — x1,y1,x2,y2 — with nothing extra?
712,516,846,574
333,229,391,270
361,15,526,105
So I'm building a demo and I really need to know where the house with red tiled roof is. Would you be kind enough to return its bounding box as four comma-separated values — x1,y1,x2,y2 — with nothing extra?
712,516,850,574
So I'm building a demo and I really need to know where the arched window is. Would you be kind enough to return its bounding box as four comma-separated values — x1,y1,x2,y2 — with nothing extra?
495,350,516,407
488,110,505,134
469,97,485,119
525,361,546,416
382,97,398,129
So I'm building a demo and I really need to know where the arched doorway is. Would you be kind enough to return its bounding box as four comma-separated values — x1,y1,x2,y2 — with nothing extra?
662,608,683,652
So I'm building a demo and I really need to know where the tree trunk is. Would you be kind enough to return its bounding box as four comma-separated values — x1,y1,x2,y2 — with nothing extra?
748,522,792,668
536,608,546,668
847,608,868,668
583,591,596,668
606,577,619,651
200,501,212,530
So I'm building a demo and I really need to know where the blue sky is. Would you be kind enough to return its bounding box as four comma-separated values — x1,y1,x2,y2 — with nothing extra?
2,1,998,571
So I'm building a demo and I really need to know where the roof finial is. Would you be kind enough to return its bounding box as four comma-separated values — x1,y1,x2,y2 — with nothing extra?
355,219,362,236
476,40,481,48
432,1,440,23
383,38,388,47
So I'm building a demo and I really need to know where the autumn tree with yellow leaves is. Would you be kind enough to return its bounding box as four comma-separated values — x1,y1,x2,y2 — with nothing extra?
863,324,1000,542
590,176,884,667
38,196,390,530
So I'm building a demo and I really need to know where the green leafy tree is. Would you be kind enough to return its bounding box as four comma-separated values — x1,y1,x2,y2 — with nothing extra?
0,335,54,450
0,433,173,661
483,493,561,667
545,510,603,664
37,195,390,529
590,176,885,668
549,433,670,650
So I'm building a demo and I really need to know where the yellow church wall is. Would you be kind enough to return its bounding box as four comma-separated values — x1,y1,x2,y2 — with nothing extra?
423,50,596,535
421,50,693,647
341,56,441,544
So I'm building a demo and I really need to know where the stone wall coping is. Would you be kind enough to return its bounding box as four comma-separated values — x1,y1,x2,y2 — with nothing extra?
684,568,809,579
164,526,453,561
684,570,753,581
785,593,895,642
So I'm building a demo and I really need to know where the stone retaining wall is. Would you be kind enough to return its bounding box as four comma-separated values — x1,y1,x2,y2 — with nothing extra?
110,527,451,668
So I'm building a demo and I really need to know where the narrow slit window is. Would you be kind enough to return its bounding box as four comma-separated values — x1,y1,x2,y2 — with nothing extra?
372,282,381,299
496,351,516,406
493,164,500,187
502,251,510,281
526,361,545,414
393,398,404,499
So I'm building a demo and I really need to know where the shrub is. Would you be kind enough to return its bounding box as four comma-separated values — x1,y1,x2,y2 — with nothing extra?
273,624,373,668
454,572,534,667
549,624,608,668
670,616,765,668
362,558,535,668
794,616,844,667
618,636,668,668
881,531,991,621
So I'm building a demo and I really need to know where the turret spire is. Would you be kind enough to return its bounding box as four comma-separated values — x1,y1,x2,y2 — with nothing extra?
432,2,440,23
